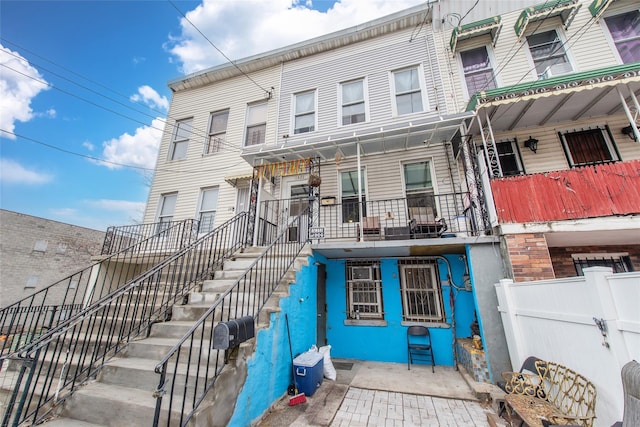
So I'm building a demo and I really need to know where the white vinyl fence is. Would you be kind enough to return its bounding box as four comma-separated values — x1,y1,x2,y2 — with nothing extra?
495,267,640,427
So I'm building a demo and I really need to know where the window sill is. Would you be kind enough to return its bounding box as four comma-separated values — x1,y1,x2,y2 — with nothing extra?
344,319,387,327
401,321,450,328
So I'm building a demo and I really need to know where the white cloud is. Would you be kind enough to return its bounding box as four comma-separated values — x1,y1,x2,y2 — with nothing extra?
130,85,169,111
50,200,145,231
83,141,95,151
168,0,425,74
0,44,50,137
0,158,53,184
100,117,165,170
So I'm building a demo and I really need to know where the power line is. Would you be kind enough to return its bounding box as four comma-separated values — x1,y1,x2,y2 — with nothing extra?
167,0,273,98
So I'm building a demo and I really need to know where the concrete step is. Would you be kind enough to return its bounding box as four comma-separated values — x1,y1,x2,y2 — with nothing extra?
42,419,105,427
123,336,210,361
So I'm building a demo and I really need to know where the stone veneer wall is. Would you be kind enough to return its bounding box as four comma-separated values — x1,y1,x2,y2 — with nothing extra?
0,210,105,306
456,338,490,383
503,233,555,282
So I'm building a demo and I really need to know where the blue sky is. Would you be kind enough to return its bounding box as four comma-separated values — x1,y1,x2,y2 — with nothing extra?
0,0,423,231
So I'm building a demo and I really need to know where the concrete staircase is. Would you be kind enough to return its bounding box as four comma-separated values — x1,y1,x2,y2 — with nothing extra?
9,245,311,427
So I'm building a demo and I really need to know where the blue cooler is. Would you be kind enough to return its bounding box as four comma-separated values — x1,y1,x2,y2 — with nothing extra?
293,351,323,396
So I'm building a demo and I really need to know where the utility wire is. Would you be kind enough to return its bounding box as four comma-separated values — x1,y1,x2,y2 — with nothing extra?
167,0,273,98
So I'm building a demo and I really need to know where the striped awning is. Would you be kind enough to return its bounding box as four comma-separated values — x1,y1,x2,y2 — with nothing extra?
224,173,253,186
514,0,581,38
449,16,502,53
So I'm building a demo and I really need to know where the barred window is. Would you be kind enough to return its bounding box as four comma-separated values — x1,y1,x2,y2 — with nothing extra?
346,260,383,320
572,253,633,276
399,260,444,322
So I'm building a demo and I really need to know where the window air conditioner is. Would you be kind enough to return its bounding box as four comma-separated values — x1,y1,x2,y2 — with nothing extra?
351,266,372,280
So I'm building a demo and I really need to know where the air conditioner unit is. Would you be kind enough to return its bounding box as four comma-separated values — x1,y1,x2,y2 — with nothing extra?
351,266,372,280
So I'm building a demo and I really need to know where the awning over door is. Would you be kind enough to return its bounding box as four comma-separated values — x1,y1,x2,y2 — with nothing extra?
224,174,253,187
514,0,581,38
450,16,502,53
466,62,640,133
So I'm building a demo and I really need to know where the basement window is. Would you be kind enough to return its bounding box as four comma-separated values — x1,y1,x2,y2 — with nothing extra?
572,253,634,275
345,260,384,324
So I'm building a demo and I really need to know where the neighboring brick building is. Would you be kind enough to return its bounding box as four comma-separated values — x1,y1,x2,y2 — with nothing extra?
0,210,105,307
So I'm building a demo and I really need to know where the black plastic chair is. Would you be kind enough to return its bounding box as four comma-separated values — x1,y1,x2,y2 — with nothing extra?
407,325,434,373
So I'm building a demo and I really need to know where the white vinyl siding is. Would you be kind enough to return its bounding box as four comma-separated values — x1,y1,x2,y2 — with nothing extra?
170,119,192,160
293,90,316,134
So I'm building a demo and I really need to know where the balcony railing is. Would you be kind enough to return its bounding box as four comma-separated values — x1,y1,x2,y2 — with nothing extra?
102,219,199,255
258,192,487,243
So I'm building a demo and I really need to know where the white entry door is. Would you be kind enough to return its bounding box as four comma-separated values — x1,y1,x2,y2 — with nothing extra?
284,178,309,242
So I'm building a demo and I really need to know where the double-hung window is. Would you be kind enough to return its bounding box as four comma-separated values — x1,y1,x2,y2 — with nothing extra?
559,127,620,167
340,79,366,125
341,169,366,223
399,260,444,323
346,260,383,320
294,90,316,134
497,140,524,176
403,161,436,214
170,119,192,160
205,110,229,154
157,193,177,233
392,67,425,115
198,187,219,234
604,10,640,63
527,29,572,78
245,102,267,146
460,46,496,97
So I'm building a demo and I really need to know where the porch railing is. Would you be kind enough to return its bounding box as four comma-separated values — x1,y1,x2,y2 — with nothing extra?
258,192,485,243
0,213,248,427
0,219,200,359
101,219,199,255
152,207,310,427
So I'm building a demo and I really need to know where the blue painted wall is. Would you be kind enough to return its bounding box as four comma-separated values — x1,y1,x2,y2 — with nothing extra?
325,254,476,366
229,257,319,427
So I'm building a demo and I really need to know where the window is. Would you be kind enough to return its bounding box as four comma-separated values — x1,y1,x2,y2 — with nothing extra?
497,140,524,176
340,79,366,125
346,260,383,320
403,162,436,213
392,67,424,115
341,169,366,223
245,102,267,146
289,183,308,218
399,261,444,322
294,90,316,134
157,193,177,233
604,10,640,63
560,127,620,167
572,253,634,276
527,29,572,78
460,46,496,96
170,119,192,160
198,188,219,234
205,110,229,154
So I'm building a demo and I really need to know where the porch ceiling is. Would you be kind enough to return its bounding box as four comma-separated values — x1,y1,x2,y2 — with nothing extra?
242,112,473,165
467,64,640,134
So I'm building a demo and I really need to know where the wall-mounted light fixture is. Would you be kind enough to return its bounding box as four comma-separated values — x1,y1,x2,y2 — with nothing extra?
621,125,638,141
523,136,538,153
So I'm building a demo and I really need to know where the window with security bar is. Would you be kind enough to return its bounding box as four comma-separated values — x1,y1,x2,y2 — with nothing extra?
559,126,620,167
572,253,634,276
399,260,444,322
346,260,383,320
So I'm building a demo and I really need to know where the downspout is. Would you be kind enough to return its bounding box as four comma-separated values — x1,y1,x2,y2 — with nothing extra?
357,142,364,242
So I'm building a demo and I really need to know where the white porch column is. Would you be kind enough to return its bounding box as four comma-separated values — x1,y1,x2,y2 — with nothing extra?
617,85,640,142
495,279,525,370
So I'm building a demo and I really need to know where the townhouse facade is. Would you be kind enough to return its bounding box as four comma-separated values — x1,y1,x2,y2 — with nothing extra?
142,0,639,385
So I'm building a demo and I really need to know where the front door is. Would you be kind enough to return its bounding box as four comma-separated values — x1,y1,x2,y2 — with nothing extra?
284,179,309,242
316,263,327,346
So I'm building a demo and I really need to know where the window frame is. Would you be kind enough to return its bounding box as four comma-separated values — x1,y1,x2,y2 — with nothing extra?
339,78,368,126
458,45,497,99
399,262,445,323
339,168,367,224
169,118,193,160
293,89,317,134
558,125,621,168
572,253,634,275
345,260,384,321
197,187,219,234
525,28,574,79
390,65,428,117
157,193,177,233
602,8,640,64
204,110,229,155
402,160,438,214
496,139,525,176
244,102,268,147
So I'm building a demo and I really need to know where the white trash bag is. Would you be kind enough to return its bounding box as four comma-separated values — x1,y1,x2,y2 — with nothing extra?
318,345,336,381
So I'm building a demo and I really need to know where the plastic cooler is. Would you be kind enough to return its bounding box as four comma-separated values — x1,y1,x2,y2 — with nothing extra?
293,351,323,396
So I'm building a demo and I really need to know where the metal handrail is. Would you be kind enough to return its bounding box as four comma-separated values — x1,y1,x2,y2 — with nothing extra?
0,213,248,427
152,207,311,427
101,220,200,255
0,219,199,358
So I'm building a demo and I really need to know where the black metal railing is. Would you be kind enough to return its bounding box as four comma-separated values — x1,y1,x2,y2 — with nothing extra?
258,192,486,243
152,207,310,427
101,219,199,255
0,220,200,359
0,213,248,427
